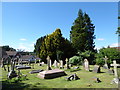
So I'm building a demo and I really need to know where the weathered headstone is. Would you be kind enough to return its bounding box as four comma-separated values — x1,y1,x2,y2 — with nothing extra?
110,60,120,84
65,73,79,81
53,60,58,67
108,69,114,75
60,60,64,69
83,58,89,71
103,56,109,69
111,60,120,78
65,58,70,69
8,59,17,79
92,65,100,73
50,59,52,67
46,56,52,70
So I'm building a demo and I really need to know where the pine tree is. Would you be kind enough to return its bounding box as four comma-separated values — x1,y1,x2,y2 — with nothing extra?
70,9,95,52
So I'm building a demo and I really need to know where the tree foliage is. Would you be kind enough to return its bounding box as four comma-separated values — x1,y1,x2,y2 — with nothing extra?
35,28,75,63
70,9,96,52
1,45,16,51
70,9,96,64
95,47,120,66
69,56,82,65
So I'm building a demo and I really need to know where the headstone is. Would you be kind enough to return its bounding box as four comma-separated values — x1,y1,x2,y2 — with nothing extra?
53,60,58,67
50,59,52,67
65,58,70,69
103,56,109,69
60,60,64,69
65,73,79,81
84,58,89,71
110,60,120,84
37,69,66,79
46,56,52,70
29,69,43,74
8,59,17,79
92,65,100,73
92,77,101,83
108,69,114,75
111,60,120,78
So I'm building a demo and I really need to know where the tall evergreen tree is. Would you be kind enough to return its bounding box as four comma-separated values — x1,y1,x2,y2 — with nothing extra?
70,9,95,52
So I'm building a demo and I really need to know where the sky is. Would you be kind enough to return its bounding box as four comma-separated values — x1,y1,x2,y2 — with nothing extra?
1,2,119,52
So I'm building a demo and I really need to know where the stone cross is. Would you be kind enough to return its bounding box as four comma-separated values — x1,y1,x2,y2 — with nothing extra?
111,60,120,78
46,56,52,70
84,58,89,71
60,60,64,69
104,56,108,65
103,56,109,69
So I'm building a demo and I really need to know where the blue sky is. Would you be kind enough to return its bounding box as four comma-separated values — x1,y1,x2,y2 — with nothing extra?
2,2,118,51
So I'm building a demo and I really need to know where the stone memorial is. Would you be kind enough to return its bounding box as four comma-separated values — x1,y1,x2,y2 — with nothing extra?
65,73,79,81
83,58,89,71
46,56,52,70
53,60,58,67
60,60,64,69
8,59,17,79
108,69,114,75
103,56,109,69
92,65,100,73
65,58,70,69
37,69,67,79
110,60,120,84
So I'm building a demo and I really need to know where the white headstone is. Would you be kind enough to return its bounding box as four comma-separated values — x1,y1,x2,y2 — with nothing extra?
53,60,58,67
84,58,89,71
111,60,120,78
60,60,63,68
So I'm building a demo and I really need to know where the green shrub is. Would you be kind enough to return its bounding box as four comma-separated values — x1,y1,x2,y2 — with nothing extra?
69,56,82,65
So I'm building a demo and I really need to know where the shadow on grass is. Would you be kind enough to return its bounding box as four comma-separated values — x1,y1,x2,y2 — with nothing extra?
1,80,47,90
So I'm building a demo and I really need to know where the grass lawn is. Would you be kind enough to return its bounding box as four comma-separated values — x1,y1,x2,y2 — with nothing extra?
0,63,119,89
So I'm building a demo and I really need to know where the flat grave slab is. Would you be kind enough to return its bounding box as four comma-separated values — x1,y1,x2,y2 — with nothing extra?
29,69,43,74
15,65,31,69
37,69,67,79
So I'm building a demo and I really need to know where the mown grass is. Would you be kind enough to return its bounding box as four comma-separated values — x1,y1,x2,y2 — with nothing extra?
0,63,119,89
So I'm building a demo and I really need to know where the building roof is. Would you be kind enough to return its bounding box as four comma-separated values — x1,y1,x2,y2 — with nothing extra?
21,55,34,60
6,51,17,56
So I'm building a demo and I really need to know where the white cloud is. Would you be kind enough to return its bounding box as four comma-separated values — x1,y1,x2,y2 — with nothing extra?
17,42,34,52
97,38,105,41
20,38,27,41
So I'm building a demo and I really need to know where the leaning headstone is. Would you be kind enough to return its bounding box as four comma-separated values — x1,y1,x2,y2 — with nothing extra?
73,66,79,70
46,56,52,70
65,73,79,81
60,60,64,69
92,65,100,73
84,58,89,71
103,56,109,69
110,60,120,84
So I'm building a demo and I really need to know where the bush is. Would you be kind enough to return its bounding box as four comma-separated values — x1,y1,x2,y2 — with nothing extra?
69,56,82,65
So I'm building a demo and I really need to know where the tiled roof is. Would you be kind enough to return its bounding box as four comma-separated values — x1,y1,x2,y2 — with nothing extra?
6,51,17,56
